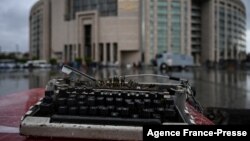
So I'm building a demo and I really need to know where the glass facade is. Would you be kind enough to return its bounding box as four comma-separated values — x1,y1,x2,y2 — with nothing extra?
69,0,118,19
157,0,168,53
216,0,246,60
149,0,187,60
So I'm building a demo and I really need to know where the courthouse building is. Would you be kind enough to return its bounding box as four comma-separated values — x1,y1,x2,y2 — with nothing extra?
30,0,246,65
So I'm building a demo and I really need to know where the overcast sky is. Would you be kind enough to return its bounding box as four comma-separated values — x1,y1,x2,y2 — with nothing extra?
0,0,250,53
0,0,38,53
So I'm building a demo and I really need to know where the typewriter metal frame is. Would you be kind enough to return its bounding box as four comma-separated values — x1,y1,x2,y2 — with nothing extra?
20,66,213,140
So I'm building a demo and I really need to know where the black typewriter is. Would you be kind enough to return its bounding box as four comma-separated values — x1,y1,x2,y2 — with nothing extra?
20,65,204,140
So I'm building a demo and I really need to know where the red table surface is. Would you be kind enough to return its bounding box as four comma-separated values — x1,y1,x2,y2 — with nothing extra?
0,89,98,141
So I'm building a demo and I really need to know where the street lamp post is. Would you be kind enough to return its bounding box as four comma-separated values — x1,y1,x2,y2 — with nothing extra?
16,44,19,53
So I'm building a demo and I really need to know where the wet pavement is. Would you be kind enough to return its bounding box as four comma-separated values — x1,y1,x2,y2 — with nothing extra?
0,67,250,110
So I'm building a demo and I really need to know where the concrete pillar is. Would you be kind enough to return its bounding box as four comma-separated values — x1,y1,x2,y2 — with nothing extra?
197,54,200,65
95,43,99,62
70,45,73,62
63,46,65,62
118,49,121,65
217,49,220,62
236,46,239,60
231,46,234,59
114,44,118,63
66,45,70,62
74,45,77,60
225,72,228,85
103,44,107,65
92,44,95,61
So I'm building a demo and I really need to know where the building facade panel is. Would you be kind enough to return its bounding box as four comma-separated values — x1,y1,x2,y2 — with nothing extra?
30,0,51,60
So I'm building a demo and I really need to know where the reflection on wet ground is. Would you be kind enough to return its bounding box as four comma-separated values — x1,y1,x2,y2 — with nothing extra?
0,67,250,110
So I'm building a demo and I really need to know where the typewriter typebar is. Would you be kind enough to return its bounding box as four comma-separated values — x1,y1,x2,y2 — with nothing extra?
20,66,209,140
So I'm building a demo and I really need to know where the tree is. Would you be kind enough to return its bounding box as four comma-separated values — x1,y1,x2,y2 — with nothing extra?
49,58,58,65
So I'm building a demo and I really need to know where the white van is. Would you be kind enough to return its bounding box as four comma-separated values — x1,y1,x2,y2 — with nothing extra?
156,52,194,70
24,60,51,68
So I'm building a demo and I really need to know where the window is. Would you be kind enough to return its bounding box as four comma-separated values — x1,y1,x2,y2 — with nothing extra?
70,0,118,20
